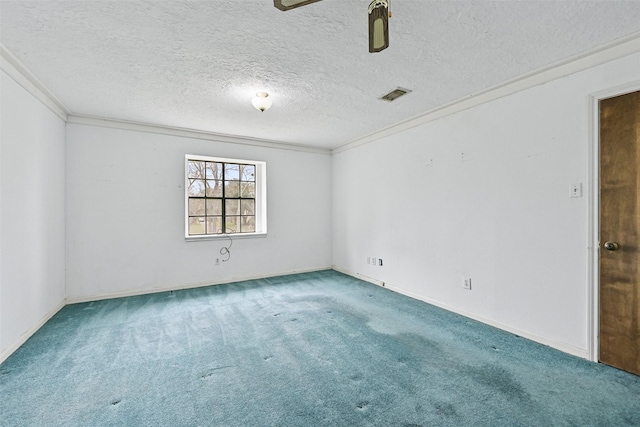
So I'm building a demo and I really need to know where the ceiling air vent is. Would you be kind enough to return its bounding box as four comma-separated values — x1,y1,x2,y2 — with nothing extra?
379,87,412,102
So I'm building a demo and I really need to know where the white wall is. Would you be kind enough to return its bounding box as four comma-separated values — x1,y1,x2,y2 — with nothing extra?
0,70,66,362
65,124,332,301
2,41,636,364
332,52,640,358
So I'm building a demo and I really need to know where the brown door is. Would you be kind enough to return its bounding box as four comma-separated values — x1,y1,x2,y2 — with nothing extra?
599,90,640,376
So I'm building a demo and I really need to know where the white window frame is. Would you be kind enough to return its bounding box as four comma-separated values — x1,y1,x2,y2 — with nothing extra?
185,154,267,240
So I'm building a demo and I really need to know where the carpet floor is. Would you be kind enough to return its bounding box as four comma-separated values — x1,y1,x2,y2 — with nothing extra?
1,270,639,426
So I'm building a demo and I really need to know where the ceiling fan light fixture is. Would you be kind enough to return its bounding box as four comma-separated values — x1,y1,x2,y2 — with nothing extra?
251,92,272,112
274,0,322,11
368,0,389,53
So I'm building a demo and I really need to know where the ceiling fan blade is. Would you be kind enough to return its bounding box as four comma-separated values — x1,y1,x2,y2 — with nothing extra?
274,0,323,11
368,0,389,53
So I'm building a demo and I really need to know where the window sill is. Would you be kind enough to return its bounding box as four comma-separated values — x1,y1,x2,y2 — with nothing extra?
185,232,267,242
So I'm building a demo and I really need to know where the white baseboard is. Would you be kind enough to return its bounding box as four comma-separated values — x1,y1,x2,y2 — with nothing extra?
3,267,588,364
332,266,386,287
66,266,333,304
3,268,332,363
0,299,66,365
335,267,589,360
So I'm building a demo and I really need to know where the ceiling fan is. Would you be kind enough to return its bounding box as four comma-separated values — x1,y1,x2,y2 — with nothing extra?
273,0,390,53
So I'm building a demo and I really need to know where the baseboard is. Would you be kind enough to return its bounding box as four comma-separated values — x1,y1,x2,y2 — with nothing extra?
332,266,386,287
3,267,588,364
335,267,589,360
0,299,66,365
3,268,332,363
66,266,333,304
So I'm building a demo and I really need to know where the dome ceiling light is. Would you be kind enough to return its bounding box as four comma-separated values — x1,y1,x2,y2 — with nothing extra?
251,92,273,112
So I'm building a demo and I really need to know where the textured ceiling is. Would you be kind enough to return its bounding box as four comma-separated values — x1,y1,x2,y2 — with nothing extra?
1,0,640,150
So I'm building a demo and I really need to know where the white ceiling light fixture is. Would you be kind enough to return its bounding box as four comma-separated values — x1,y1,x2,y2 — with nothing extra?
251,92,273,112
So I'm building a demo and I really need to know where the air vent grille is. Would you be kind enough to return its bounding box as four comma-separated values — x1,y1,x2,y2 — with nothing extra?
379,87,412,102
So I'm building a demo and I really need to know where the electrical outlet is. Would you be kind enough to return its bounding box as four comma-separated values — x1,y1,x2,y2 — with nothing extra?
378,259,383,266
372,257,377,266
463,277,472,290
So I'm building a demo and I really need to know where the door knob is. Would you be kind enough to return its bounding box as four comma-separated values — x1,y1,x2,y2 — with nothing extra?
603,241,619,251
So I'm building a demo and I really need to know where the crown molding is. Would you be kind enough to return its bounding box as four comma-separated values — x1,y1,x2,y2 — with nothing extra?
0,43,71,121
67,115,332,155
332,31,640,154
1,43,330,155
1,43,330,154
5,30,639,157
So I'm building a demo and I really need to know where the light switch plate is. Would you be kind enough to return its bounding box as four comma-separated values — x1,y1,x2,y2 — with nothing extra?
570,183,582,198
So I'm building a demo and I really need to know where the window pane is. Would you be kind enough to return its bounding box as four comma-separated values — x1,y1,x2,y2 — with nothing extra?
188,199,205,216
225,163,240,181
241,182,255,198
205,162,223,180
206,199,222,215
240,165,255,181
225,216,239,233
225,181,240,197
206,216,222,234
240,199,255,215
226,199,240,215
186,157,264,238
241,216,255,233
188,179,205,197
206,179,223,197
189,217,206,235
188,161,205,179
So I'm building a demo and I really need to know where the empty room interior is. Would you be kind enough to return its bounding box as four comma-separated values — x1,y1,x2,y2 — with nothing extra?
1,1,640,425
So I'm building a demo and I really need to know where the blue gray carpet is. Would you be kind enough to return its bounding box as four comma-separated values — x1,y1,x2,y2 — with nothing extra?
1,270,639,426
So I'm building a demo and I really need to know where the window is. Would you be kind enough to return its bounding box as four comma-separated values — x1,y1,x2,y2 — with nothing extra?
185,155,266,239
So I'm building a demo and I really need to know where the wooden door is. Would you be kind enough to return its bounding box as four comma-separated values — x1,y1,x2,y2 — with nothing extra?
599,90,640,376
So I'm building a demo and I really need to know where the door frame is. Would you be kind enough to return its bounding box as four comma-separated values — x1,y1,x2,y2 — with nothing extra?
588,80,640,362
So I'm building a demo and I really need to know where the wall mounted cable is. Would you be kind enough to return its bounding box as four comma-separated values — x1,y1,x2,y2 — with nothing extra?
220,234,233,262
